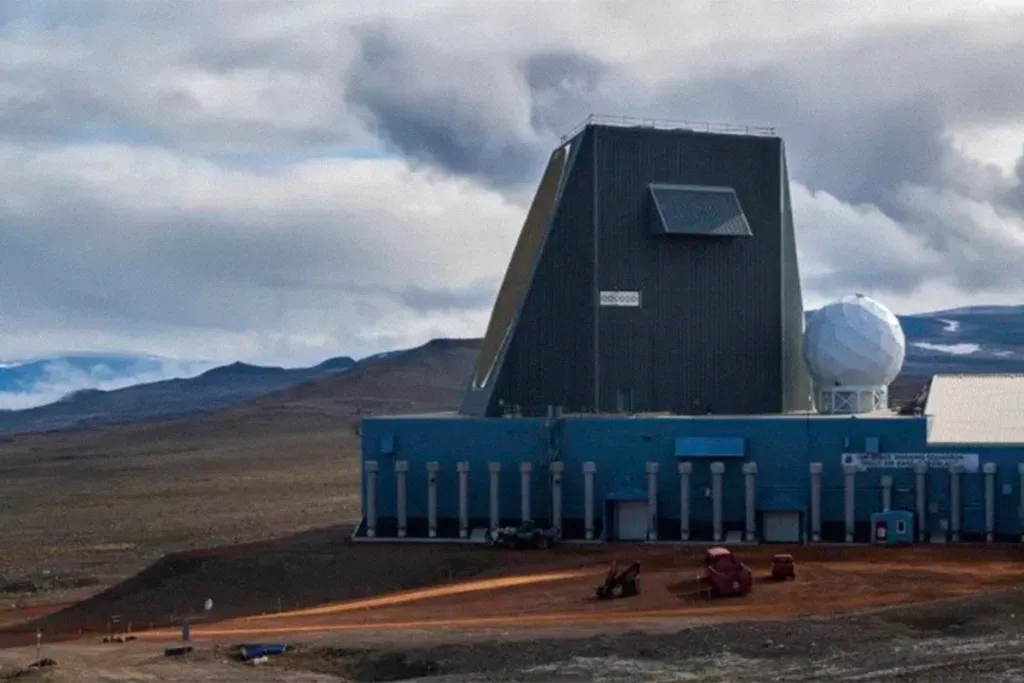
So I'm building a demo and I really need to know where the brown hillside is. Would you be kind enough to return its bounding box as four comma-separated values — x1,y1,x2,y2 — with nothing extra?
0,338,483,587
261,338,480,408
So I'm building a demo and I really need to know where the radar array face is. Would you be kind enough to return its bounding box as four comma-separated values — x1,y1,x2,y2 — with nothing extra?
804,294,906,388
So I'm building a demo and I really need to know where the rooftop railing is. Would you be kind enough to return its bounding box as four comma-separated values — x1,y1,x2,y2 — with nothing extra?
559,114,777,142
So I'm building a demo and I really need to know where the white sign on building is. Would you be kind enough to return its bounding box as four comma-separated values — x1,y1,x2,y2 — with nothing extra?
841,452,980,474
599,290,641,307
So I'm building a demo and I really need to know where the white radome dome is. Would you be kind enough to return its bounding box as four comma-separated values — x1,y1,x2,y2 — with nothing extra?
804,294,906,389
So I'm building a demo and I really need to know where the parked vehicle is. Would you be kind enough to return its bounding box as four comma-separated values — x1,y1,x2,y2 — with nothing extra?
770,553,796,581
696,546,753,597
487,520,560,549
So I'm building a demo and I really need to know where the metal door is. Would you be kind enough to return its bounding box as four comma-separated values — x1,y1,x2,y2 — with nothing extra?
615,501,648,540
762,511,801,542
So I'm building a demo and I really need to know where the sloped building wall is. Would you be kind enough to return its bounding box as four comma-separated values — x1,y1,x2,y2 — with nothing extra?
461,140,577,416
490,131,597,415
780,146,813,412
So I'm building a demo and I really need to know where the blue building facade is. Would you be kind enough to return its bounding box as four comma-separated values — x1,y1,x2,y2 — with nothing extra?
359,412,1024,543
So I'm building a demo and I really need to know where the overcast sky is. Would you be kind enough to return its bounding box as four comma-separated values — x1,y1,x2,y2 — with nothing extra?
2,1,1024,367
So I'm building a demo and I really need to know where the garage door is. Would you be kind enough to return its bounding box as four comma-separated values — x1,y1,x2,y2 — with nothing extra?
762,511,801,543
615,501,648,541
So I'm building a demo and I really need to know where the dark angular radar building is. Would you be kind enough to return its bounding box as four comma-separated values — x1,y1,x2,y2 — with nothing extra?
462,121,811,417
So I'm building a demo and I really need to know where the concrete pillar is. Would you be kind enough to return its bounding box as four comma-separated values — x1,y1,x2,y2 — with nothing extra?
583,462,596,540
519,462,532,523
984,462,997,543
710,461,725,542
950,464,962,542
678,461,692,541
426,461,439,538
646,462,659,541
880,475,893,512
843,463,857,543
457,461,470,539
742,461,757,542
488,462,500,531
1018,463,1024,543
395,460,408,538
914,461,928,542
364,460,378,538
809,463,822,542
550,462,564,532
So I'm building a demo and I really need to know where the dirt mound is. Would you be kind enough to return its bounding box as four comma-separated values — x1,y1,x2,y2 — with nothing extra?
1,527,501,644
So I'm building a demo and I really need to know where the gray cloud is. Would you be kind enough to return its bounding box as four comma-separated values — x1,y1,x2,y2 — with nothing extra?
1007,148,1024,211
0,140,519,364
0,1,369,157
396,281,500,313
3,2,1024,367
647,72,951,213
522,50,606,135
345,24,546,188
793,181,1024,303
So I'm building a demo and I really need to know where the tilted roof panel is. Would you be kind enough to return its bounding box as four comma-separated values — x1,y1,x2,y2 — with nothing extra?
648,183,753,237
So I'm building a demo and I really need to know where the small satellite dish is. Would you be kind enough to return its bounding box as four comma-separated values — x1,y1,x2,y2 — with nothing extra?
203,598,213,612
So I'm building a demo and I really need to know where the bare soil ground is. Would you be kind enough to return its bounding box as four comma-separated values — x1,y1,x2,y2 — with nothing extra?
4,543,1024,681
0,423,361,589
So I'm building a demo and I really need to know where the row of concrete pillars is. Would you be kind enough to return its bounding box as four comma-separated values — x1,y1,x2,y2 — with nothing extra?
363,459,756,541
840,461,1015,543
363,459,1022,541
364,460,564,539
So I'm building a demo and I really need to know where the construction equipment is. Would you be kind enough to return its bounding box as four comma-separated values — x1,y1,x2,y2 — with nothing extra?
697,546,753,598
595,561,641,599
487,520,560,549
770,553,796,581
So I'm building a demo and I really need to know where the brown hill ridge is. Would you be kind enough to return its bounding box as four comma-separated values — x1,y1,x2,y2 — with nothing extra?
258,337,481,411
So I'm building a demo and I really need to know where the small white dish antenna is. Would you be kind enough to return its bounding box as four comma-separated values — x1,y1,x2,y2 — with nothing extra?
203,598,214,612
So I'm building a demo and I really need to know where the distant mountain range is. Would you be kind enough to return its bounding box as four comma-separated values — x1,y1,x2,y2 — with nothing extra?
896,305,1024,374
0,354,355,435
0,304,1021,437
0,354,204,394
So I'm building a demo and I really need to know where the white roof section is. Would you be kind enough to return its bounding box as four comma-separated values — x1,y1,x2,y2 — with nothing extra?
926,374,1024,445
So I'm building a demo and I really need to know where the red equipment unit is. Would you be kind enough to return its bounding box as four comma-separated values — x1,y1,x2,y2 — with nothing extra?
770,554,796,581
698,546,753,597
